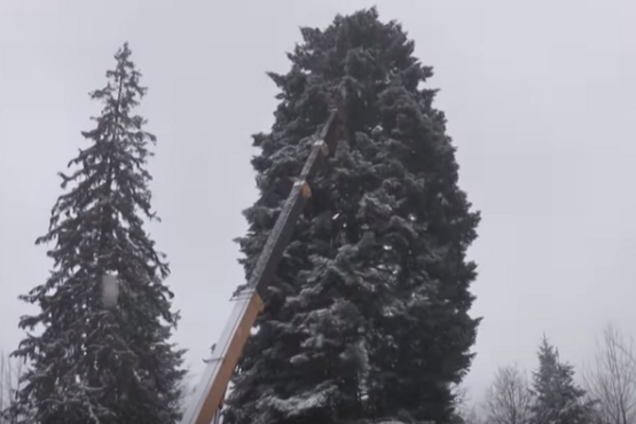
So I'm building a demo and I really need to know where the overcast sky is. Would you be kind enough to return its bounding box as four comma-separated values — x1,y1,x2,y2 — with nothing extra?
2,0,636,405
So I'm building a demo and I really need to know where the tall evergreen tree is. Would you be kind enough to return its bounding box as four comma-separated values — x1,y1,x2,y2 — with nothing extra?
10,43,186,424
530,336,595,424
225,8,480,424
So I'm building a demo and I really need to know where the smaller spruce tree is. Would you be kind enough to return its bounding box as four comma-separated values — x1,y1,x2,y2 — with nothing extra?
10,43,186,424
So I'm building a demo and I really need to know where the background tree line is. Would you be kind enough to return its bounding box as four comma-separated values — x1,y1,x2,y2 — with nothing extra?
4,322,635,424
457,323,636,424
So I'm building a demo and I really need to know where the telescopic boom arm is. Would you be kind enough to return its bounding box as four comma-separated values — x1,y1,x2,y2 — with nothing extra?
179,109,341,424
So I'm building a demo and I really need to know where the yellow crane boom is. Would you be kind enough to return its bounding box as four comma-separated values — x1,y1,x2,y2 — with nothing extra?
179,109,342,424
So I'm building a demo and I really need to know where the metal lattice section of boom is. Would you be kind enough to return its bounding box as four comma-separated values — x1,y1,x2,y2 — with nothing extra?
179,109,342,424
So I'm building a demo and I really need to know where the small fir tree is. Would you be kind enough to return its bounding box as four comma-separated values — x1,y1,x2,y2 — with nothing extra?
10,43,186,424
530,336,595,424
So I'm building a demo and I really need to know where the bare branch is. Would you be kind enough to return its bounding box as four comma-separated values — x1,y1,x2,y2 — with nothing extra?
582,324,636,424
482,364,533,424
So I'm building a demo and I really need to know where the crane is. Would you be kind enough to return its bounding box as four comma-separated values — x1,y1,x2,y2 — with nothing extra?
179,108,344,424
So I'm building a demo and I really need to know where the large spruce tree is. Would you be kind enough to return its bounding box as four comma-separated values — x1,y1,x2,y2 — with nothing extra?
530,337,595,424
225,8,480,424
10,43,186,424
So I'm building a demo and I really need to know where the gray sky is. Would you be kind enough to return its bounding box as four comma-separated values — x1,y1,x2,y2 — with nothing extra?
2,0,635,405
